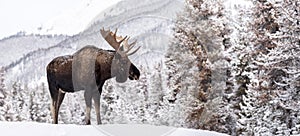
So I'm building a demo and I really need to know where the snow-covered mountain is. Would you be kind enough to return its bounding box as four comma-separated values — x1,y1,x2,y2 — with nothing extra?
33,0,122,35
0,34,68,67
1,0,184,88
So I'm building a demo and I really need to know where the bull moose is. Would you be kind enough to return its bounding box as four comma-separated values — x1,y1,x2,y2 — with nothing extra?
46,28,140,124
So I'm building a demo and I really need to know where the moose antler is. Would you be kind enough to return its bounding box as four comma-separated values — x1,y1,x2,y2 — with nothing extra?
100,28,140,56
123,38,140,56
100,28,127,50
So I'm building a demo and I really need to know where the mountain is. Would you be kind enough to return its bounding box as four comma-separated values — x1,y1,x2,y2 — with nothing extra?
1,0,184,88
33,0,122,35
0,34,68,67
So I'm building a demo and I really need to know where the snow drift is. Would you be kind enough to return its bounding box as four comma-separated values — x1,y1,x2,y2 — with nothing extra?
0,122,228,136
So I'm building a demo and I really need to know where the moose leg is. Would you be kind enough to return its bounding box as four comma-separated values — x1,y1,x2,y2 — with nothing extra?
49,84,59,124
92,91,101,125
84,91,92,125
54,90,65,124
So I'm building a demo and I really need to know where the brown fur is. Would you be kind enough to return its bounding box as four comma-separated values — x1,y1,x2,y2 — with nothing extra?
47,45,140,124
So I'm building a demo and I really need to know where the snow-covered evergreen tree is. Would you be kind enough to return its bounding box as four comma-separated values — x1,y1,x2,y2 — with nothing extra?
101,64,169,125
165,0,204,128
165,0,230,132
0,68,8,121
11,82,27,121
222,2,254,135
29,83,51,123
239,0,300,135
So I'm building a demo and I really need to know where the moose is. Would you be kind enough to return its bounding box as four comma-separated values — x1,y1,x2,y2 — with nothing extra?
46,28,140,124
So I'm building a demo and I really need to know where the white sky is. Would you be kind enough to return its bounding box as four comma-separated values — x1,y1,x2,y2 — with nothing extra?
0,0,121,39
0,0,81,39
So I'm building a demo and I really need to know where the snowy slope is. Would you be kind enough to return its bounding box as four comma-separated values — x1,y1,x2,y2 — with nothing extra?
0,34,68,67
33,0,122,35
0,122,228,136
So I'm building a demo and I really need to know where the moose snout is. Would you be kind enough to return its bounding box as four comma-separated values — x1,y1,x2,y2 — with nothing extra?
129,72,139,80
133,75,139,80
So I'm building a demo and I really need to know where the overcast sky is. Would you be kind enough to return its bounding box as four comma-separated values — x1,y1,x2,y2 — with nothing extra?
0,0,85,39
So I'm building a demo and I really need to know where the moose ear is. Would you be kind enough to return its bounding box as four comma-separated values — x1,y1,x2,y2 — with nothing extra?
119,45,125,51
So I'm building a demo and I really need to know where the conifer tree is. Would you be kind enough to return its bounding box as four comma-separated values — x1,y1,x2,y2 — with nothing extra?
239,0,300,135
0,68,8,121
165,0,229,132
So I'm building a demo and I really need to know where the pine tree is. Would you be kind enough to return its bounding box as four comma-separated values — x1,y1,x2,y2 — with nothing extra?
0,68,8,121
28,83,51,123
11,82,27,121
238,0,281,135
222,2,254,135
0,69,17,121
165,0,230,132
239,0,300,135
165,0,204,128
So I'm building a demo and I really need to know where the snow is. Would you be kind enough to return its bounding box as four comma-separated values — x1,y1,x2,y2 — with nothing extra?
34,0,122,35
0,35,67,67
0,121,228,136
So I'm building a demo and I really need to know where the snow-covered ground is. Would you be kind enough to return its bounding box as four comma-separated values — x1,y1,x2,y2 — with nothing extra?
0,122,228,136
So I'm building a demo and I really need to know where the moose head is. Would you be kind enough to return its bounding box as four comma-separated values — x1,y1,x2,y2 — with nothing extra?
100,28,140,83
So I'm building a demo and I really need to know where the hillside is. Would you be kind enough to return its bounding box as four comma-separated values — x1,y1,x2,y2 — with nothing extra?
0,34,68,67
